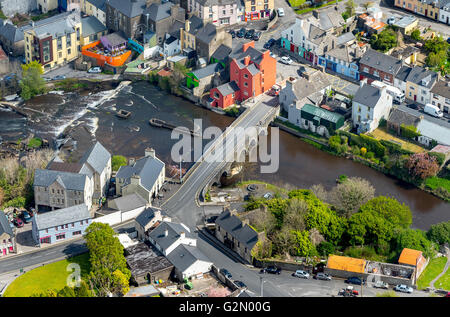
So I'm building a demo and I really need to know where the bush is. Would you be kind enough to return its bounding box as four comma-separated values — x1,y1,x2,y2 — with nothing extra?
111,155,128,172
316,241,335,257
427,221,450,245
360,147,367,156
410,29,422,41
400,124,420,139
27,138,42,149
359,134,386,157
428,152,446,166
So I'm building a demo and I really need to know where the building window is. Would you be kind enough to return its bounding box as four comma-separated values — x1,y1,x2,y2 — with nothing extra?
56,234,65,240
244,73,248,79
73,231,82,236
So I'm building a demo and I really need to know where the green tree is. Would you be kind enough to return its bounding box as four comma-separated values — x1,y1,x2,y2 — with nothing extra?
316,241,335,257
359,196,412,229
347,211,394,245
344,0,356,17
291,230,316,257
393,229,436,259
370,28,397,52
329,177,375,218
111,155,127,172
19,61,46,100
84,222,130,296
112,269,130,296
283,198,308,231
410,29,422,41
427,221,450,245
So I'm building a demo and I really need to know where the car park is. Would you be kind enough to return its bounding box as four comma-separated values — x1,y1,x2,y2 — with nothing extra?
277,8,285,17
314,273,332,281
88,67,102,73
253,31,262,41
292,270,309,279
237,28,246,38
220,268,232,279
394,284,413,293
260,266,281,274
245,29,255,39
373,280,389,289
345,277,364,285
280,56,293,65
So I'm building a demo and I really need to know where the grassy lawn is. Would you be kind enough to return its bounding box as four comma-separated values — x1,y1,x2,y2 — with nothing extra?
3,253,90,297
370,128,425,153
296,0,343,14
434,266,450,290
416,256,447,290
425,176,450,192
234,180,289,196
289,0,306,6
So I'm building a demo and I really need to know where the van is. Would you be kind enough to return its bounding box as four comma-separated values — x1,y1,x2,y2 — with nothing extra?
424,103,443,118
370,80,404,104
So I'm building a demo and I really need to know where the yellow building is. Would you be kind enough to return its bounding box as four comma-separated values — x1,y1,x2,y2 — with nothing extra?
24,11,82,72
394,0,440,21
244,0,274,21
180,19,198,52
81,0,107,25
37,0,59,13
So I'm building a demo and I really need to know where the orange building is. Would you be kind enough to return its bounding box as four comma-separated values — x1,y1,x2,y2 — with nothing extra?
81,40,132,67
398,248,427,278
209,41,276,108
327,255,367,274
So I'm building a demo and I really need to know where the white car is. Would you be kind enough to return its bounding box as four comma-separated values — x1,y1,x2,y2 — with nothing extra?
277,8,285,17
373,280,389,289
293,270,310,279
280,56,293,65
270,52,277,59
394,284,413,293
88,67,102,73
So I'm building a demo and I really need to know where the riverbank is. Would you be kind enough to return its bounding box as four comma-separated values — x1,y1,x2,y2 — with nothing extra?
273,119,450,203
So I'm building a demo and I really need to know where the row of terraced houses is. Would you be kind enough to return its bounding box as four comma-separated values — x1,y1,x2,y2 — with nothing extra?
394,0,450,25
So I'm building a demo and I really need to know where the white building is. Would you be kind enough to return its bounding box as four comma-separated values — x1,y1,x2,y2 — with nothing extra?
148,221,196,256
162,34,180,58
430,79,450,114
439,2,450,25
352,82,393,133
187,0,243,26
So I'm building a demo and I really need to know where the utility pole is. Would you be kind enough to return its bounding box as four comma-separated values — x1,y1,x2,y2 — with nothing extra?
260,276,264,297
179,156,182,184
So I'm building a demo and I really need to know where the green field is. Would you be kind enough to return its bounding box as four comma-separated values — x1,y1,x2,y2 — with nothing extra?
416,257,447,290
434,266,450,290
3,253,90,297
425,176,450,192
289,0,306,6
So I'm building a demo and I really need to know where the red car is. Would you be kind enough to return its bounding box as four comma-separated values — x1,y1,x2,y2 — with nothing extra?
446,292,450,298
14,217,24,228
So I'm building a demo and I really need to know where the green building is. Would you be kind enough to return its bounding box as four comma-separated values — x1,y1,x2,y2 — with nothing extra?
300,104,345,135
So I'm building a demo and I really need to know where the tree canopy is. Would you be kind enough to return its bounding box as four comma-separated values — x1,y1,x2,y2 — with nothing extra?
20,61,46,100
427,221,450,245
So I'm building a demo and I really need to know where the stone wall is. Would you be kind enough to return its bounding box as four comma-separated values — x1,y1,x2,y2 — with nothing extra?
0,0,37,17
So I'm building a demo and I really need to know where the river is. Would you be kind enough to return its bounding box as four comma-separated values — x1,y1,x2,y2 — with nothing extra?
0,81,447,229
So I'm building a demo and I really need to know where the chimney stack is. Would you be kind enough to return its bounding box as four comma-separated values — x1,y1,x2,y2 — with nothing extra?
360,78,368,87
145,147,155,158
244,56,251,66
164,228,168,237
180,232,185,239
185,20,190,33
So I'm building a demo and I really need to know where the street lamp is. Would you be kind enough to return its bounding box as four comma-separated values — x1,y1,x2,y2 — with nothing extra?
179,156,183,184
260,276,266,297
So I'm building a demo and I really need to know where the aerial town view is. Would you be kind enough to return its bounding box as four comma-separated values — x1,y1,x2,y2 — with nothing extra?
0,0,449,305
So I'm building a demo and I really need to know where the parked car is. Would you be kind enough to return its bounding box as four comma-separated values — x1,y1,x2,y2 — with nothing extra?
270,52,277,59
53,75,66,80
406,103,420,110
14,217,24,228
260,266,281,274
220,268,232,279
280,56,293,65
263,192,273,199
22,211,32,223
234,280,247,288
314,273,332,281
237,28,246,38
373,280,389,289
277,8,285,17
298,65,307,76
446,291,450,297
88,67,102,73
264,38,275,49
345,277,364,285
245,29,255,39
229,30,236,38
292,270,309,279
394,284,413,293
387,16,396,25
253,31,262,41
339,285,359,297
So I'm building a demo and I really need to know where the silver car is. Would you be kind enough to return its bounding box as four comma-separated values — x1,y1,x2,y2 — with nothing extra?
394,284,413,293
314,273,332,281
293,270,309,279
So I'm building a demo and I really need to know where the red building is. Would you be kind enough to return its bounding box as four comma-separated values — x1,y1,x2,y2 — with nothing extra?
210,41,276,109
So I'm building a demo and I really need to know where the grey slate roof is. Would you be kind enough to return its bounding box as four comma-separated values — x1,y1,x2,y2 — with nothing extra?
185,15,204,36
107,0,147,18
102,31,127,46
211,44,232,62
167,244,211,273
168,20,184,39
111,193,147,212
86,0,107,11
395,65,412,82
116,155,164,193
79,141,111,175
215,210,259,249
149,221,193,252
405,66,438,89
34,169,87,191
135,207,159,228
431,80,450,99
192,62,223,79
336,32,355,45
247,63,260,76
353,84,383,108
144,2,180,22
0,22,24,43
34,204,90,230
360,49,403,75
216,81,240,96
289,71,330,101
125,242,173,276
195,23,217,45
388,107,421,127
0,210,13,237
81,16,107,37
22,11,80,40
